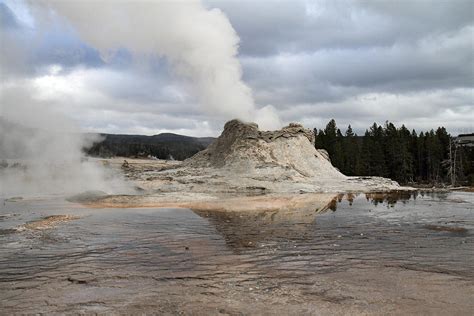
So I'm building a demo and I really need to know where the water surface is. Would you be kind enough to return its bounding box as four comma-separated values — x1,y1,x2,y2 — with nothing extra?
0,191,473,314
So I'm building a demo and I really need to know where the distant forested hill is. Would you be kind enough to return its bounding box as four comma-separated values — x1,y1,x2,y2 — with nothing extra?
0,117,214,161
85,133,215,160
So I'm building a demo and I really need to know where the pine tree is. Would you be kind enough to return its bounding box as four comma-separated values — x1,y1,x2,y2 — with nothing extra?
343,125,358,175
312,120,460,185
314,129,325,149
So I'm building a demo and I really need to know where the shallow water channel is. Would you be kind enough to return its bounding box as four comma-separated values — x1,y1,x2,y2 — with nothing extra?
1,191,473,314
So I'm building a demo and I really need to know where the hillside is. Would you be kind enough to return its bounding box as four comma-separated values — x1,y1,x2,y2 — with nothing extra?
86,133,215,161
0,117,213,161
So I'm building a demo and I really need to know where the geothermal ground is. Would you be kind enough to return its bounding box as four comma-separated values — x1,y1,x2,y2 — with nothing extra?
78,120,405,210
1,122,472,315
1,191,473,315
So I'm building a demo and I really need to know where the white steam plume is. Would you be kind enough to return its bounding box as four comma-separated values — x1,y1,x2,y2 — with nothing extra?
0,83,131,197
40,0,281,130
0,1,131,198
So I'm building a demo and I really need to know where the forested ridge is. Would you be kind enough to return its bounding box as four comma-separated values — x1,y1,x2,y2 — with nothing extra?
86,133,214,161
314,119,473,186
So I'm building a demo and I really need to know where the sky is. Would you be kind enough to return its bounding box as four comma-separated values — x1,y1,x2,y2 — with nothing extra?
1,0,473,137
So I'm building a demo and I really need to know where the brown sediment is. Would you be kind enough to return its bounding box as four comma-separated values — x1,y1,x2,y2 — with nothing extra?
18,215,80,231
183,193,337,213
455,187,474,193
423,224,468,233
84,193,338,213
5,196,23,202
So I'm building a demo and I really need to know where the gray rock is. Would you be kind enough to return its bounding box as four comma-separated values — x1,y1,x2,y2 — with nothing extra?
317,149,331,162
122,120,408,195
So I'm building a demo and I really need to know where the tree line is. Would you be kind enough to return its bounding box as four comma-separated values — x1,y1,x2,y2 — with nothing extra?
86,134,211,161
314,119,473,186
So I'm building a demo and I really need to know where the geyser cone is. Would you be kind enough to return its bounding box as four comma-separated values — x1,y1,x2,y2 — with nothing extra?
185,119,345,180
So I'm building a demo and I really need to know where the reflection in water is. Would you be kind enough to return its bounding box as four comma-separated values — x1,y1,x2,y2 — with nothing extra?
0,191,472,314
194,194,337,250
346,193,356,206
192,191,471,253
362,190,454,207
365,191,414,206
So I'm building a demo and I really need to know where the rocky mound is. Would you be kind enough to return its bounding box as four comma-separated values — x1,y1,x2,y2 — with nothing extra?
120,119,403,195
185,119,344,180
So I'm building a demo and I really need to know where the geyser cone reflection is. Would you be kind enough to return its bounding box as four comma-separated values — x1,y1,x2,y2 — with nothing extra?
192,194,338,250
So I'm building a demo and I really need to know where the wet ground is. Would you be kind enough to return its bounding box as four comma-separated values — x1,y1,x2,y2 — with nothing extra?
0,191,473,315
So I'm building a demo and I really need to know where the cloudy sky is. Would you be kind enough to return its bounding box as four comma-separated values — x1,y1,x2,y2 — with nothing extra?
1,0,473,136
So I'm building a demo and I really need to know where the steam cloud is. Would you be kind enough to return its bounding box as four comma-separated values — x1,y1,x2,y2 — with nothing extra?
0,0,280,197
41,0,281,130
0,86,130,197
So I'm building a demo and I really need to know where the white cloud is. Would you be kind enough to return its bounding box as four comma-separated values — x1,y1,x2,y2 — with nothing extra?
1,65,225,136
281,89,474,135
1,0,473,136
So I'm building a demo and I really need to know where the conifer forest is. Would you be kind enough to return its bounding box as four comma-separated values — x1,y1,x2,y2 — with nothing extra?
314,119,473,186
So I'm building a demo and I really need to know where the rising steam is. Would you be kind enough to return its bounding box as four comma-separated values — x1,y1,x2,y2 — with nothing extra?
0,85,130,197
41,0,281,130
0,0,280,197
